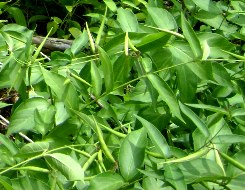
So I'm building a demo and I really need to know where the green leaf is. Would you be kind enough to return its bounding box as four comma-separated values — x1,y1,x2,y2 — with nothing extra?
11,176,50,190
135,115,171,158
197,32,235,58
179,102,210,138
88,172,125,190
165,165,187,190
34,105,55,135
7,97,50,135
181,12,202,59
0,176,13,190
176,65,197,103
147,7,177,30
98,47,114,93
147,74,183,121
195,10,237,33
41,67,65,97
45,153,84,181
103,0,117,12
6,7,27,26
117,7,138,32
0,134,18,155
119,128,147,181
41,67,79,110
71,30,89,55
212,135,245,144
192,0,221,14
17,142,49,158
168,41,213,81
91,61,102,97
135,32,171,53
178,158,224,183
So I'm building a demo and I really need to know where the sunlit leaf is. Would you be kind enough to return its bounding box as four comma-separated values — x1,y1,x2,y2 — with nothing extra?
181,12,202,59
117,7,138,32
46,153,84,181
7,98,50,135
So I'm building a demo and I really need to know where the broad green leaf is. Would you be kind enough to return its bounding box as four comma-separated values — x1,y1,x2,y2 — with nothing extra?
88,172,125,190
147,7,177,30
119,128,147,181
6,7,27,26
46,153,84,181
195,10,237,33
231,108,245,124
212,135,245,144
227,13,245,27
165,165,187,190
41,67,79,110
135,32,171,53
195,115,232,151
34,105,55,135
197,32,235,58
113,54,132,85
135,115,171,158
7,97,50,134
98,47,113,93
142,177,165,190
103,0,117,12
192,0,221,14
17,142,49,158
71,30,89,55
0,176,13,190
181,12,202,59
62,81,79,110
168,41,213,80
117,7,138,32
49,51,71,66
135,58,158,108
0,134,19,155
41,67,65,99
212,63,233,87
201,40,210,60
178,158,224,183
227,174,245,190
179,102,210,138
176,65,197,103
91,61,102,97
147,74,183,121
11,176,50,190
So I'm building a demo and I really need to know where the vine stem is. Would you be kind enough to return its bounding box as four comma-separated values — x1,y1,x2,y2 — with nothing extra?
0,152,46,175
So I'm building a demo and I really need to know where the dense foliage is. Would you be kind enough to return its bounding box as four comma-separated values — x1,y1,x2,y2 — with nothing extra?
0,0,245,189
